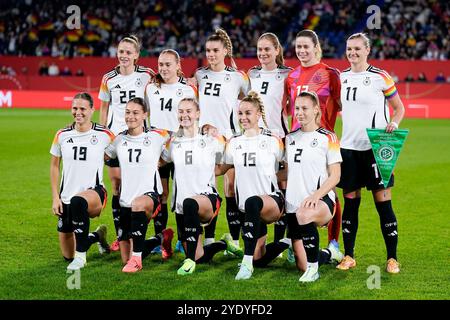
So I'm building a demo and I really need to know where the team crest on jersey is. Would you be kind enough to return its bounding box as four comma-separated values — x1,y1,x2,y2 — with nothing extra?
135,78,143,87
90,135,98,145
224,74,231,82
143,136,151,146
312,74,322,83
176,88,183,97
310,138,318,148
198,139,206,148
276,72,283,81
363,77,371,86
258,140,267,150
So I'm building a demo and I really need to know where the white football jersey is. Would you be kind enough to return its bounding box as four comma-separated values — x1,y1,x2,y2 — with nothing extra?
224,129,284,212
284,128,342,213
105,128,169,208
146,77,197,132
195,66,250,138
98,65,155,134
50,123,114,204
248,65,291,138
340,65,398,151
162,131,225,214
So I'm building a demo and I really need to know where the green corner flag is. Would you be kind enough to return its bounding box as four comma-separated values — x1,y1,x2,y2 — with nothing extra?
366,128,409,188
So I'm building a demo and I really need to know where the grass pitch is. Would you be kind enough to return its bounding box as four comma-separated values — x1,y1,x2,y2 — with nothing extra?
0,108,448,300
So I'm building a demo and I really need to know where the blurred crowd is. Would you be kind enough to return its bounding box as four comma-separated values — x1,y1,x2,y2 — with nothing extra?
0,0,448,60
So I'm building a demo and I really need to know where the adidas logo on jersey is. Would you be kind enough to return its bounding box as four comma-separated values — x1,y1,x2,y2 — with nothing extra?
289,140,295,145
256,74,261,78
122,141,128,146
114,84,121,89
202,75,208,79
243,232,253,239
154,90,160,95
66,138,74,143
236,145,242,150
343,79,348,84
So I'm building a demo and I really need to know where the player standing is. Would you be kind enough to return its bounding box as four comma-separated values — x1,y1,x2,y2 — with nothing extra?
98,35,155,252
195,29,250,250
336,33,405,273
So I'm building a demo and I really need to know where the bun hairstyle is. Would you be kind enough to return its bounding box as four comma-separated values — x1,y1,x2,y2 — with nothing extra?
296,29,322,60
73,92,94,108
127,97,148,113
297,91,321,126
258,32,284,66
206,28,237,69
155,49,184,88
241,91,268,128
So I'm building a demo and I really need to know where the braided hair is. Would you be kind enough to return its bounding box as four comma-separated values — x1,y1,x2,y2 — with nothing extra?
206,28,237,69
241,91,268,128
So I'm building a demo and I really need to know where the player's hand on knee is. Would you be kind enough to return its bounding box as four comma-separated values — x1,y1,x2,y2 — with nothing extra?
301,195,319,209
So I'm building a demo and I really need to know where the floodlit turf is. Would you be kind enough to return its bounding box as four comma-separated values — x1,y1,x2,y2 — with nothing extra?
0,108,448,300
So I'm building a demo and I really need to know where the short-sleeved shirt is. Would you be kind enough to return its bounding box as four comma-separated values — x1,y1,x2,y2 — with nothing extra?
105,128,169,208
248,65,292,138
195,66,250,138
284,127,342,213
340,65,398,151
224,129,284,212
285,62,341,131
50,123,114,204
98,65,155,134
162,131,225,213
146,77,197,132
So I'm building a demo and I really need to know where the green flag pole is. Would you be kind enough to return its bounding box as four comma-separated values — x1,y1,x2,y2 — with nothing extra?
366,129,409,188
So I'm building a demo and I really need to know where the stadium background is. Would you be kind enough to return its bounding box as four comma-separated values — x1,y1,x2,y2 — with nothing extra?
0,0,449,301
